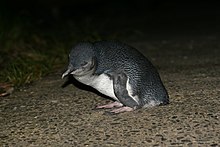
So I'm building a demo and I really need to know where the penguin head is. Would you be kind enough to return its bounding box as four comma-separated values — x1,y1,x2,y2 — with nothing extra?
62,42,96,78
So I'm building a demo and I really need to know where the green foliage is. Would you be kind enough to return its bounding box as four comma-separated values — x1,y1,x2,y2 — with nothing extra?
2,57,51,86
0,38,67,87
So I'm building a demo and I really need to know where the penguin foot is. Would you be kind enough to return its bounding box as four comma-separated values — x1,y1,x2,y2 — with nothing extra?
96,101,123,109
110,106,134,113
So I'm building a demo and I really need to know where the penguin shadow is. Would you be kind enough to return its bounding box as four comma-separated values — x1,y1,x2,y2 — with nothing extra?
61,75,113,102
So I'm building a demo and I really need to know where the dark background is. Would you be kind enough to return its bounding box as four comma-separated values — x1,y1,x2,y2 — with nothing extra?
2,0,220,39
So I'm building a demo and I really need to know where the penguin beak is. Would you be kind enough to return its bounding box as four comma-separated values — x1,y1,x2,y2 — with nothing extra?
62,65,74,79
62,69,71,79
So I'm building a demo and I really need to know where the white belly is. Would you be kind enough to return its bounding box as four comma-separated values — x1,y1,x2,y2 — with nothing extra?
74,73,118,100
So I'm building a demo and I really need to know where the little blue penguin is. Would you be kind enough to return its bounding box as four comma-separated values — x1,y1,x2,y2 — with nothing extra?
62,40,169,113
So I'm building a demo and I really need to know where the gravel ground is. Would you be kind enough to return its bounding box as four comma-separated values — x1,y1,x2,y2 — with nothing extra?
0,36,220,146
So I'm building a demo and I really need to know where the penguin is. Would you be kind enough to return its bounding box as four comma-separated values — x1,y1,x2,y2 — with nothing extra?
62,41,169,113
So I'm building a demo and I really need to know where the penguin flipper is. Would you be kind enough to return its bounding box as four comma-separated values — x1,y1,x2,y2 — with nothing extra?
112,72,139,109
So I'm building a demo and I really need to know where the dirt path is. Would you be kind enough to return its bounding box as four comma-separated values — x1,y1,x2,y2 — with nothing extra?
1,36,220,146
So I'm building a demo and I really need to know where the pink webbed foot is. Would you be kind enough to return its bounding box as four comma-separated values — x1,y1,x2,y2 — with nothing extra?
110,106,134,114
96,101,123,109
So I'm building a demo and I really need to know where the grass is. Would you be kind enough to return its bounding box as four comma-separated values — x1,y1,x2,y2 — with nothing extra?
0,33,64,87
